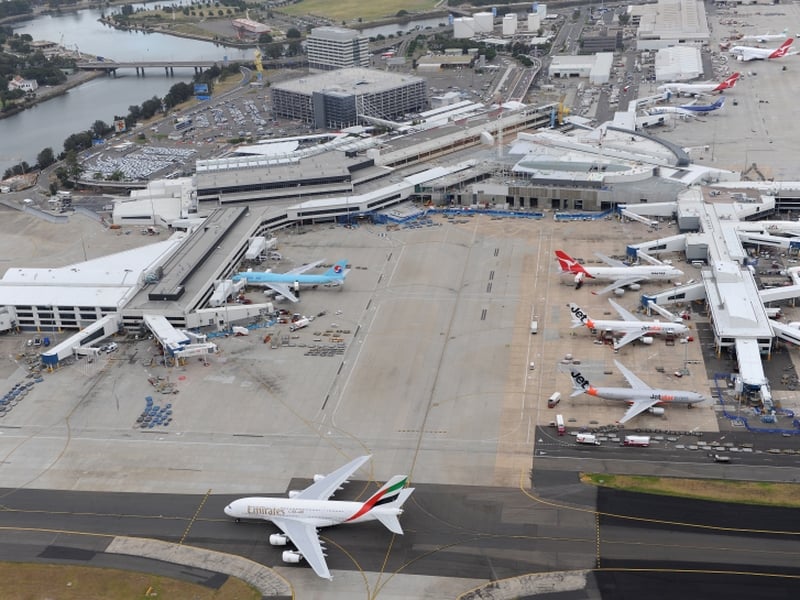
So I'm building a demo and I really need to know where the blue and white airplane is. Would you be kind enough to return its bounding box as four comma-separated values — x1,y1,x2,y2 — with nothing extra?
233,259,349,302
647,96,725,118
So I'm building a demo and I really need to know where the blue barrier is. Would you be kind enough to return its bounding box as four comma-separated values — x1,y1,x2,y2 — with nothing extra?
713,373,800,434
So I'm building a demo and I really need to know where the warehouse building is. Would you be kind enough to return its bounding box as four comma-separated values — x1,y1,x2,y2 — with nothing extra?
548,53,613,85
306,26,370,71
270,68,427,129
630,0,710,50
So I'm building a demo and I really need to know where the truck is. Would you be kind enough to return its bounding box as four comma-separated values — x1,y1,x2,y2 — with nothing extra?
576,433,600,446
623,435,650,447
289,316,310,332
530,319,539,334
555,414,565,436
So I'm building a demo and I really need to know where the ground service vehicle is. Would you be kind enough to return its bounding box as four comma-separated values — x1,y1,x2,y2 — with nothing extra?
547,392,561,408
556,414,565,435
623,435,650,447
576,433,600,445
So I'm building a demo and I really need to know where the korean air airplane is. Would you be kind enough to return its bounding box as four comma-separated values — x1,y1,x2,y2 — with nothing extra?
232,259,349,302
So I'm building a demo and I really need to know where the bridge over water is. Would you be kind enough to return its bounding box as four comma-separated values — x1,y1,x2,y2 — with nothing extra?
76,60,222,76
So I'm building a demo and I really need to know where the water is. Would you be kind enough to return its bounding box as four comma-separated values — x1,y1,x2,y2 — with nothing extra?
1,9,251,174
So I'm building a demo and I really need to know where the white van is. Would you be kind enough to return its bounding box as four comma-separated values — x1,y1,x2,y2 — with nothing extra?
547,392,561,408
530,320,539,334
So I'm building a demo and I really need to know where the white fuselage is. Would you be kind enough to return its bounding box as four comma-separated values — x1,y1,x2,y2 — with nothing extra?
583,319,689,339
580,265,684,282
657,82,719,95
587,386,705,406
224,497,395,528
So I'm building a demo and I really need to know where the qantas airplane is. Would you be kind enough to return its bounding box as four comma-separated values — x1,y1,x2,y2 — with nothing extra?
568,300,690,350
568,360,705,424
657,72,740,97
224,455,414,579
738,28,788,43
233,259,349,302
647,96,726,118
730,38,794,61
555,250,684,295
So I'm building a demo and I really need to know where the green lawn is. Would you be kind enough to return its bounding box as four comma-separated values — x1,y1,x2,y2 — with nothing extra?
583,473,800,507
279,0,440,23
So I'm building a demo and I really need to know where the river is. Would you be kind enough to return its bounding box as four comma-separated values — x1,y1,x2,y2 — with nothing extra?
1,8,251,174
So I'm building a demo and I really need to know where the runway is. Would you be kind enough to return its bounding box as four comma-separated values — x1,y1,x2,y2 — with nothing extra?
1,469,799,598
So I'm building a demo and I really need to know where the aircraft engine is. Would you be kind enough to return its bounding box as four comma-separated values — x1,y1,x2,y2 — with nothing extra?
640,336,654,345
648,407,665,416
270,534,289,546
614,288,625,296
288,490,301,498
313,474,326,482
282,550,303,564
629,283,641,291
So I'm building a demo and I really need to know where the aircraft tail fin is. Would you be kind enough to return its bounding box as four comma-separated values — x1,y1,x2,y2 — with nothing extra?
719,72,740,90
324,260,349,279
570,369,591,397
346,475,411,525
555,250,586,274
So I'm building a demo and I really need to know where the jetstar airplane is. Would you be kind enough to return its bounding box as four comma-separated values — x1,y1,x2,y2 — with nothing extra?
647,96,726,118
568,360,705,424
739,28,788,43
555,250,684,295
224,455,414,580
568,300,690,350
232,259,349,302
657,72,739,97
730,38,794,61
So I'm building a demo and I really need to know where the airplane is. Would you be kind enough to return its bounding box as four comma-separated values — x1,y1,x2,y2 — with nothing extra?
232,259,349,302
568,300,690,350
730,38,794,62
738,28,788,43
555,250,684,295
656,72,739,97
223,455,414,580
647,96,726,118
568,359,705,424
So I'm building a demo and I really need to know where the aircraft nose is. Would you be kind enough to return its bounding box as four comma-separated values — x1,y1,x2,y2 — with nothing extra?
224,504,233,516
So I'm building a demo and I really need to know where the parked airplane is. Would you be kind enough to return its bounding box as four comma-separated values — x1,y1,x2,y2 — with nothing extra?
224,455,414,579
739,28,788,43
647,96,726,118
657,72,740,97
233,259,349,302
568,360,705,424
568,300,690,350
555,250,684,295
730,38,794,61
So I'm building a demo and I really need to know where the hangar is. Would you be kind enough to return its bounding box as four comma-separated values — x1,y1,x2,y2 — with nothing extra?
548,53,613,85
630,0,711,50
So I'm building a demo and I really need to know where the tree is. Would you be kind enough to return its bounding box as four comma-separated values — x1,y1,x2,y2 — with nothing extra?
258,32,272,44
618,13,630,25
91,120,110,138
37,147,55,169
286,27,301,39
64,150,82,185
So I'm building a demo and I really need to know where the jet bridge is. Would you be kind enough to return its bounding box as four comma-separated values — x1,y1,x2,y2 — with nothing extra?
627,234,688,260
641,281,707,309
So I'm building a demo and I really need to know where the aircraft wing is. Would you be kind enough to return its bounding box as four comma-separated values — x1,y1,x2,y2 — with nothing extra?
619,398,662,424
613,360,652,390
594,252,628,268
284,259,325,276
613,330,646,350
592,277,643,295
265,282,299,303
294,455,371,501
608,299,640,322
272,517,331,579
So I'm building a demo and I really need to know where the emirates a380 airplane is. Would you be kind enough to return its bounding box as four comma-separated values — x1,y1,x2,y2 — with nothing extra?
224,455,414,579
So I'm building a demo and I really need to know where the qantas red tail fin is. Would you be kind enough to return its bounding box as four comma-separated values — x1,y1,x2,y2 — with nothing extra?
715,72,739,91
770,38,793,58
555,250,588,274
